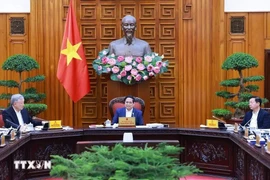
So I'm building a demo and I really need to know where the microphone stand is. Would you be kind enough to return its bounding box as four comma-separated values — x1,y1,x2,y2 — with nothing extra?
212,116,227,129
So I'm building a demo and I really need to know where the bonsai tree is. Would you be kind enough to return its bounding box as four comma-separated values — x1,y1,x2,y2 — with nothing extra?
0,54,47,116
50,143,201,179
212,52,268,120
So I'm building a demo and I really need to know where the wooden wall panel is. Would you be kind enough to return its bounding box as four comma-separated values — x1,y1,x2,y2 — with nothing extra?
76,0,179,127
0,0,268,128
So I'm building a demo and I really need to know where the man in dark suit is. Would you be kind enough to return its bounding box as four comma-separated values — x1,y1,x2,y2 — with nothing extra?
241,96,270,129
2,94,42,128
112,95,144,125
108,15,152,57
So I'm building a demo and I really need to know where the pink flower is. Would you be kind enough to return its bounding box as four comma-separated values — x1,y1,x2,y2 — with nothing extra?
135,74,142,81
147,64,154,71
106,68,111,72
132,61,137,66
156,61,163,67
101,57,108,64
117,75,122,79
117,56,125,62
143,76,148,80
125,65,132,71
162,62,167,67
112,66,120,73
98,66,102,71
153,67,160,74
137,63,145,71
120,70,127,77
131,69,138,76
127,75,132,80
125,56,133,63
135,57,143,63
149,72,154,76
144,55,152,62
108,58,116,66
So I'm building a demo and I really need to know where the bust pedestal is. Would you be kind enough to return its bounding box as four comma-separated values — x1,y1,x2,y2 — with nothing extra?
107,79,150,124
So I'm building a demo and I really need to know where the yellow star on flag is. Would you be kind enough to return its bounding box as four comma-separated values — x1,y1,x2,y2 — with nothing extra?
61,39,82,65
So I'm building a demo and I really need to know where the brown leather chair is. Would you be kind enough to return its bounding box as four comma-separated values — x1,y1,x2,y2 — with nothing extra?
0,108,5,128
109,96,145,118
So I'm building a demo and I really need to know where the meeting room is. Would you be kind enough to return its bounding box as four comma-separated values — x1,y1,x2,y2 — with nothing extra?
0,0,270,179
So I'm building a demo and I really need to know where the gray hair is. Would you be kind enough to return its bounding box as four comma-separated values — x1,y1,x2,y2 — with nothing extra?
10,94,24,105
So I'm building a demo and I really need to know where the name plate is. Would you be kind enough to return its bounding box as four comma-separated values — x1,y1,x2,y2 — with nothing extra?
206,119,219,128
49,120,62,129
119,117,135,127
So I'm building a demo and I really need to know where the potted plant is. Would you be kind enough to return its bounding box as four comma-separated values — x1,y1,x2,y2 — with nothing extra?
0,54,47,116
50,143,201,179
212,52,268,121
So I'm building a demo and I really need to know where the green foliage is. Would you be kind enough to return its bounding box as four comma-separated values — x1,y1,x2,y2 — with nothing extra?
2,54,39,72
0,54,47,116
0,93,13,100
244,75,264,82
222,52,258,71
220,78,240,87
213,52,268,119
212,109,232,119
216,91,233,99
0,80,19,88
24,104,47,116
23,75,45,82
50,143,201,180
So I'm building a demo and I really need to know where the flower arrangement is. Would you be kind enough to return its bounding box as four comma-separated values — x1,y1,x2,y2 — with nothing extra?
93,49,169,85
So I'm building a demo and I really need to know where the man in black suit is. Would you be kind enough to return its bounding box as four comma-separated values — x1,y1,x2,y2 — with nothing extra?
241,96,270,129
2,94,42,128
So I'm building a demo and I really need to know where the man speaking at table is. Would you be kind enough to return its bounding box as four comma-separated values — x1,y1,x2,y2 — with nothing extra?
112,95,144,125
2,94,43,128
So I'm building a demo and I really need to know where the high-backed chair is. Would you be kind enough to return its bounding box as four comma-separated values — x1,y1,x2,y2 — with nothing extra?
109,96,145,118
0,108,5,128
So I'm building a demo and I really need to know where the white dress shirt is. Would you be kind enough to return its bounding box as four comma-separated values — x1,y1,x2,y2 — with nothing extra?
13,107,25,126
249,110,259,128
126,108,133,117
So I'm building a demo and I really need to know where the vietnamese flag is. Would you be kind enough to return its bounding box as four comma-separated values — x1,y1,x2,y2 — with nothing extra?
57,0,90,102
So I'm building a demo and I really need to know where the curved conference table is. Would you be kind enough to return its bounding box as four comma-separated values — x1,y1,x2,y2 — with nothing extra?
0,127,269,180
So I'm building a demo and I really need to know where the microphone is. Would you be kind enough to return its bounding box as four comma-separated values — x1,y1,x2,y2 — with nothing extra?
212,116,226,129
5,119,13,126
242,119,251,127
5,119,18,128
212,116,226,124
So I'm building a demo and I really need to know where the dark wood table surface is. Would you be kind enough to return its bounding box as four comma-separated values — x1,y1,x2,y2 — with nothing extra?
0,127,269,180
